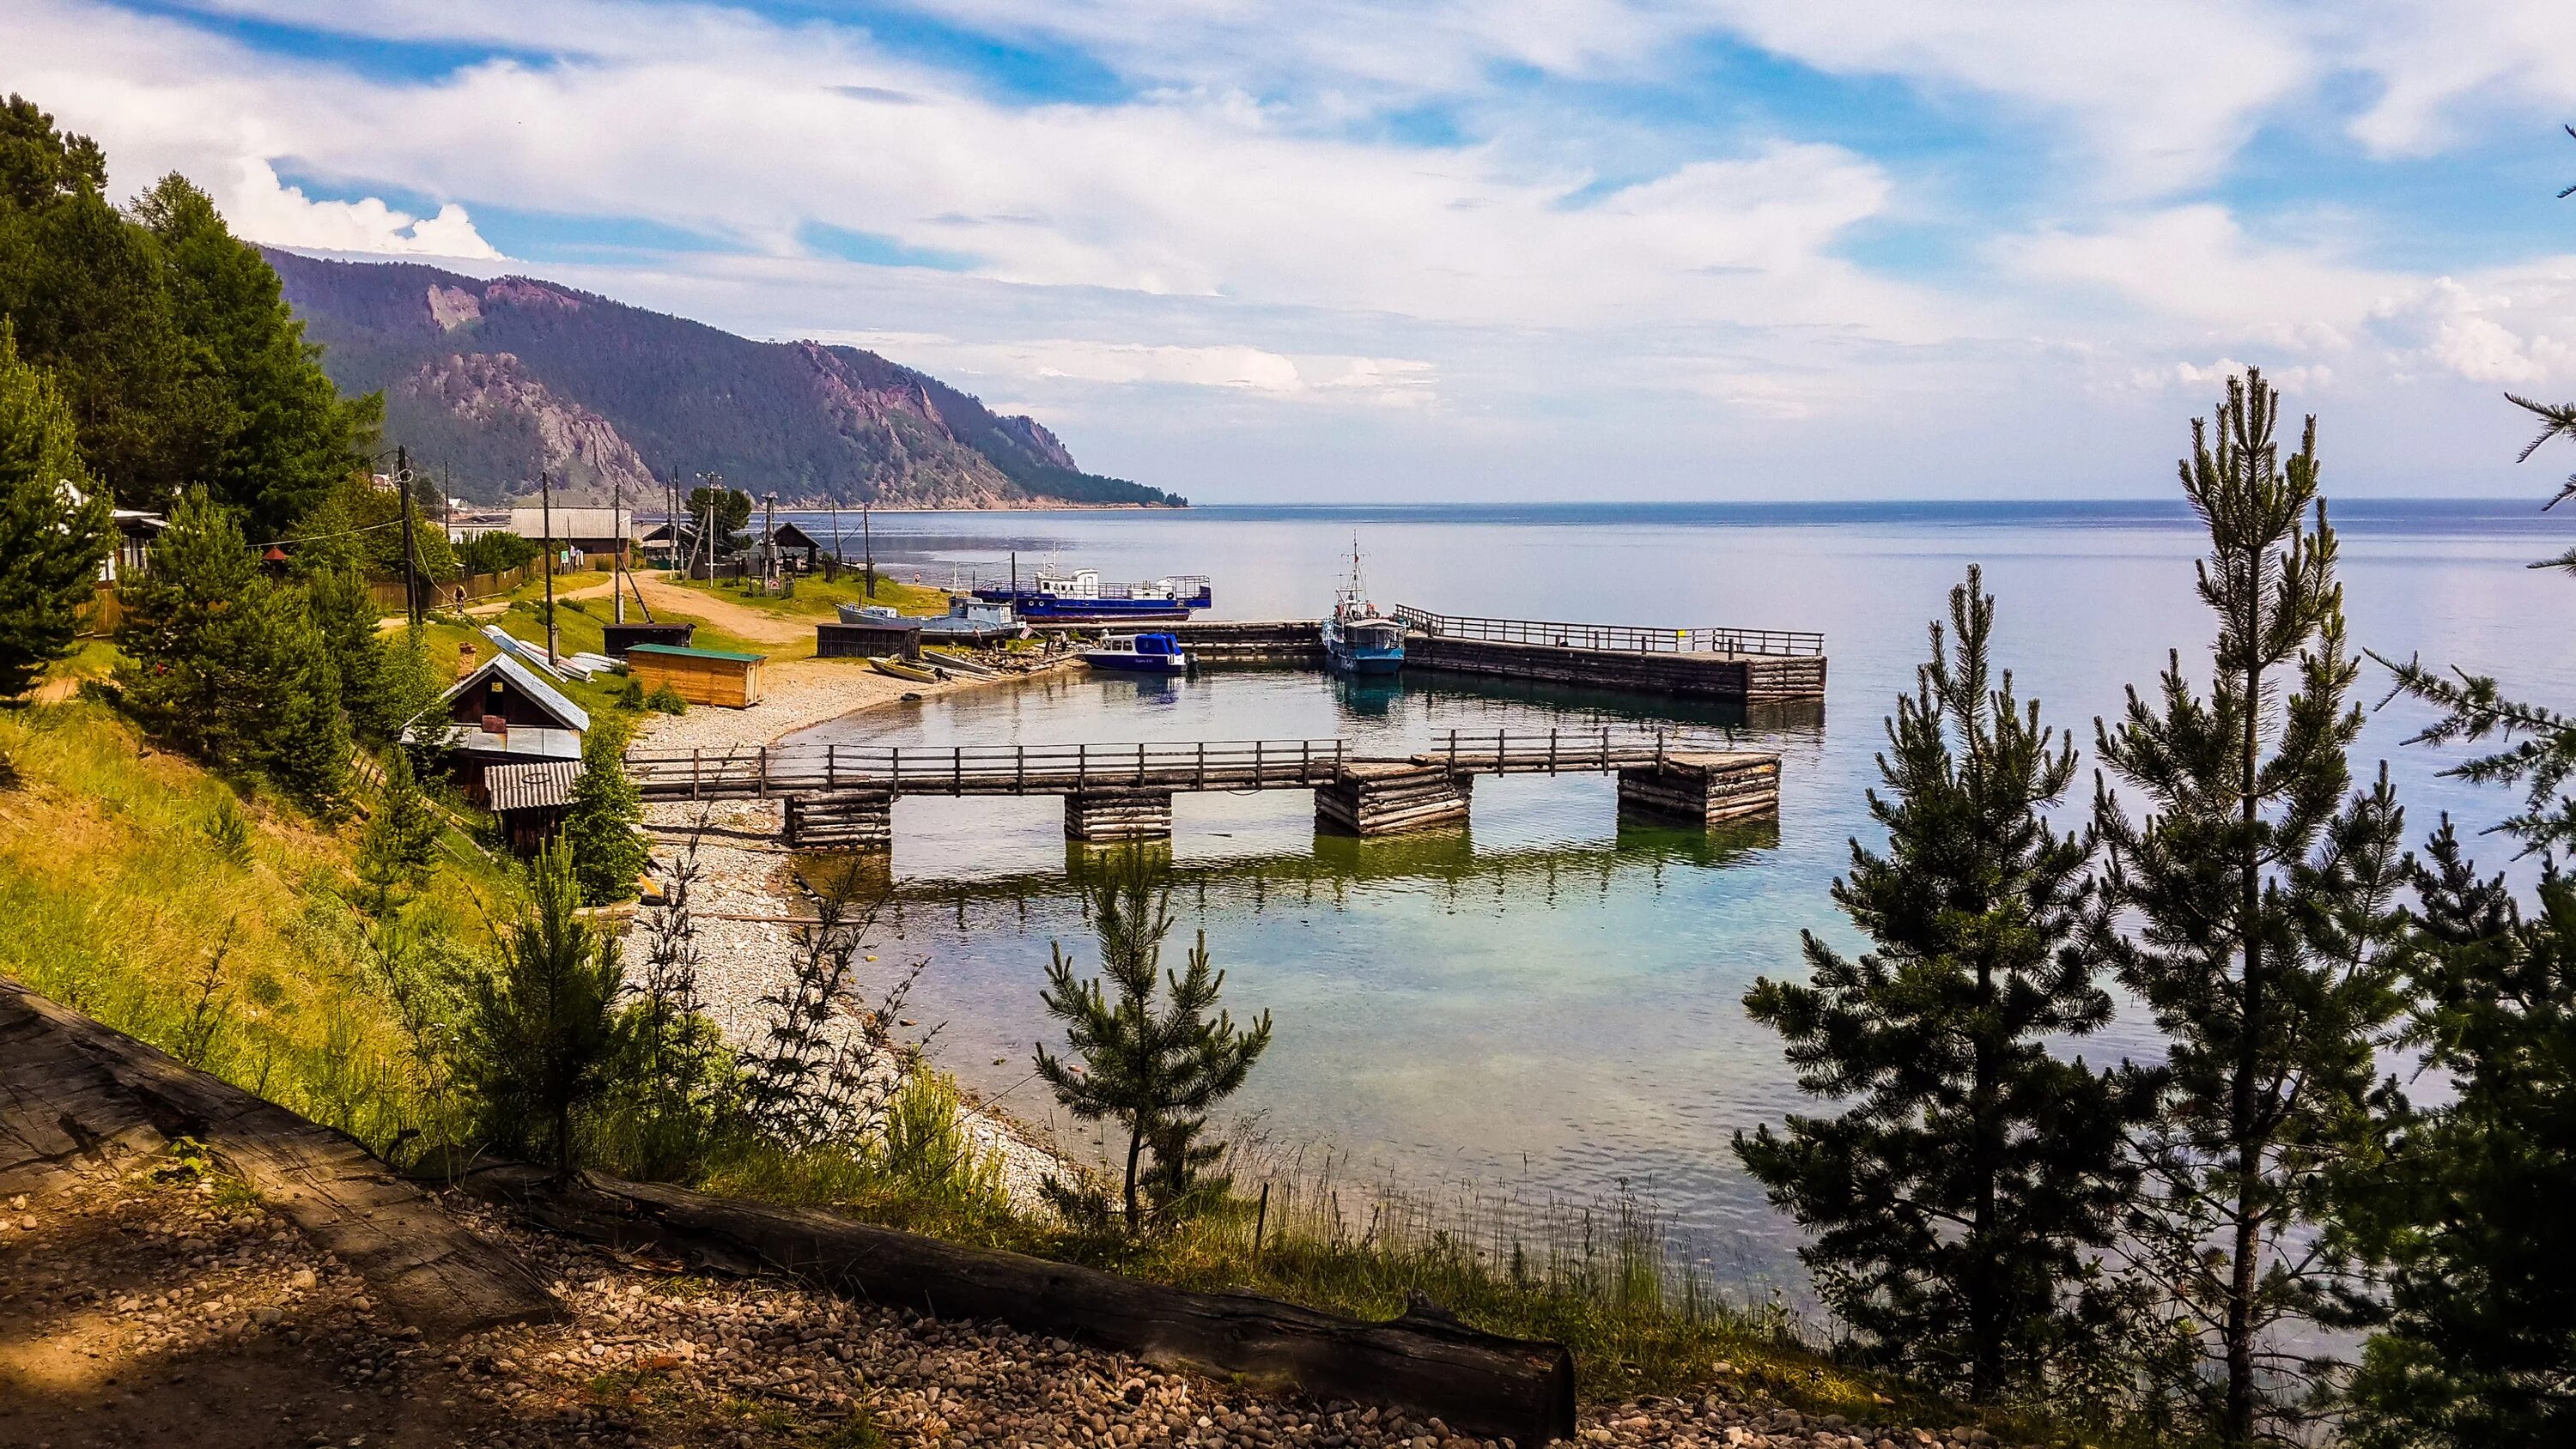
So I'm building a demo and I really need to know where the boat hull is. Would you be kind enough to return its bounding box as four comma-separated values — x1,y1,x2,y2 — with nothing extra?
973,589,1211,621
1080,652,1191,674
1328,648,1405,675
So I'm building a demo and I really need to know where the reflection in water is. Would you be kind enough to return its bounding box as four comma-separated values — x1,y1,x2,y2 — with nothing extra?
839,815,1783,938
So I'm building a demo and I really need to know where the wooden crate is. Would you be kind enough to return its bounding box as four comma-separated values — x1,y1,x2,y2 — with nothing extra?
627,643,766,708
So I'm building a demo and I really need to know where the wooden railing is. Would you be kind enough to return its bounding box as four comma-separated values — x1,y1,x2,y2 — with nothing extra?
629,737,1356,800
1390,605,1823,658
627,730,1745,801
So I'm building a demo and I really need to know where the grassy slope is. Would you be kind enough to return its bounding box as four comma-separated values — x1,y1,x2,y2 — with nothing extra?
0,698,508,1152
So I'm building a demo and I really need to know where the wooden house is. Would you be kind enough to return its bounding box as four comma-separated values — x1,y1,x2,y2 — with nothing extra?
483,759,585,854
627,642,766,708
401,652,590,801
750,522,824,573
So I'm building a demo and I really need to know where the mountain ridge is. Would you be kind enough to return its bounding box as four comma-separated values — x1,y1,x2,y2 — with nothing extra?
260,248,1182,509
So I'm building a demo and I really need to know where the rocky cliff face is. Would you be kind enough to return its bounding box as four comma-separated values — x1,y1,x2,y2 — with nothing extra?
263,249,1182,509
398,352,659,500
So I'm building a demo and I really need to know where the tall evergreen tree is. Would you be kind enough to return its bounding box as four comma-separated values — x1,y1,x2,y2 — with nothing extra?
2321,824,2576,1449
114,486,264,765
133,174,375,537
456,840,624,1174
1035,849,1272,1233
1735,566,2132,1404
0,323,108,698
563,714,647,906
2084,370,2409,1444
115,488,349,810
0,94,206,503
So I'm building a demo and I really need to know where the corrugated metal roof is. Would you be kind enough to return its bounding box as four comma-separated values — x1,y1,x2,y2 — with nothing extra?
432,652,593,733
485,759,585,813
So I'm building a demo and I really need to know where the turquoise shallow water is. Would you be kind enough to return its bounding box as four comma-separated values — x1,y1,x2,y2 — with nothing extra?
776,499,2576,1283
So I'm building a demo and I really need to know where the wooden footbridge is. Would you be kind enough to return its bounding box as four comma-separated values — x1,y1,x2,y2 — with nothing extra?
626,730,1780,850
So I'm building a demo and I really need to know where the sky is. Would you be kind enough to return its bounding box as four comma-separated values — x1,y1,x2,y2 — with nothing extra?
12,0,2576,502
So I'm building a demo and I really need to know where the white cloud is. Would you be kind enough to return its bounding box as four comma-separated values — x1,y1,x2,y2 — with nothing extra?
808,330,1438,404
219,158,501,258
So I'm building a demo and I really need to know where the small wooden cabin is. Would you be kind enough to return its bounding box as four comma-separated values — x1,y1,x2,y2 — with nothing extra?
483,759,585,854
627,642,766,708
400,652,590,803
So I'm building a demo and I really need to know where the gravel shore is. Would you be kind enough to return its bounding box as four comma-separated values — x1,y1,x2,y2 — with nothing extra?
623,653,1078,1204
0,1152,2015,1449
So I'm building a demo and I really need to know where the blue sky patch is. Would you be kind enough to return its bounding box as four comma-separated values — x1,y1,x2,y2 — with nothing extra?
801,221,982,271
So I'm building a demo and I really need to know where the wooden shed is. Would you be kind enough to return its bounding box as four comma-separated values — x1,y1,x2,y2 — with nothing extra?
627,642,766,708
483,758,586,854
817,619,921,660
601,621,696,658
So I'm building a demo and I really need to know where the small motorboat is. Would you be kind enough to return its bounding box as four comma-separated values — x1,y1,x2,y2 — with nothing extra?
867,655,942,683
836,602,905,625
1080,632,1194,674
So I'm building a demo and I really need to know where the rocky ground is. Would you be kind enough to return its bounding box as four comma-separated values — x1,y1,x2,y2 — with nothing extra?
0,1145,2002,1449
622,652,1081,1209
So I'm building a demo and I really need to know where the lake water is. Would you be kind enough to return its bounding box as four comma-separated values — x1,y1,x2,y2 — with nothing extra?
777,499,2576,1287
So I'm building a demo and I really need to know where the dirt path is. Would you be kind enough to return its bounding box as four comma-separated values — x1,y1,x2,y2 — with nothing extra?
624,573,814,646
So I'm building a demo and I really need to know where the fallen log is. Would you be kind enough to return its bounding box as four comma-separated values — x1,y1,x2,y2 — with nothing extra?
449,1163,1577,1445
0,976,561,1341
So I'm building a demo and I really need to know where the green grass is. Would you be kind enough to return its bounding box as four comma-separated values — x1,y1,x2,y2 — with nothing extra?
665,569,950,621
0,698,514,1157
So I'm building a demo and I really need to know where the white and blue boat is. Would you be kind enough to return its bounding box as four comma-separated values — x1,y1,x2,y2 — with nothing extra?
975,567,1211,621
1321,543,1405,675
1080,631,1194,675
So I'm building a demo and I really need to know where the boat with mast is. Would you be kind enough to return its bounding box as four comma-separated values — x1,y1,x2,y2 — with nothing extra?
1321,539,1404,675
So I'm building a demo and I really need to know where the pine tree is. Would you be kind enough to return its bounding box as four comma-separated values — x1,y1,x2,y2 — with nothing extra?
254,582,352,815
2321,823,2576,1449
2085,370,2409,1444
564,713,647,905
0,322,108,699
115,486,264,765
1035,848,1272,1233
456,840,624,1174
2372,392,2576,856
356,747,441,913
1734,566,2133,1404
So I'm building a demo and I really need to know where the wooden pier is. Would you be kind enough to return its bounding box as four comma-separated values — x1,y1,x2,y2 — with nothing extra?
1389,608,1826,700
1029,610,1826,700
627,731,1780,851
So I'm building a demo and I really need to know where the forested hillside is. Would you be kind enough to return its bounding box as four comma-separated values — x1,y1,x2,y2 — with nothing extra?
262,248,1182,508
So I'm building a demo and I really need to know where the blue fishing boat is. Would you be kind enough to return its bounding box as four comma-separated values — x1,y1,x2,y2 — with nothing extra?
1321,542,1404,675
1080,632,1194,675
973,567,1212,621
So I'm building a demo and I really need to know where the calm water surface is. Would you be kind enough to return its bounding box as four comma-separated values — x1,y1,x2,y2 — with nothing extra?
778,500,2576,1284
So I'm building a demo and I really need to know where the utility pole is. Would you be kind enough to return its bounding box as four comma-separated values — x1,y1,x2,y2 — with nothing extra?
397,445,421,627
611,473,627,624
828,500,841,583
540,470,558,663
862,501,875,598
762,491,778,588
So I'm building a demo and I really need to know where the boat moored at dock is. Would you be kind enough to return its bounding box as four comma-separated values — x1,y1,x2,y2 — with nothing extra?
974,567,1211,621
1080,632,1194,674
1321,542,1405,675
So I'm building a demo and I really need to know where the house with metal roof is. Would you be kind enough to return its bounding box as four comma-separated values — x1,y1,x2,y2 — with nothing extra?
404,652,592,822
482,758,586,853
